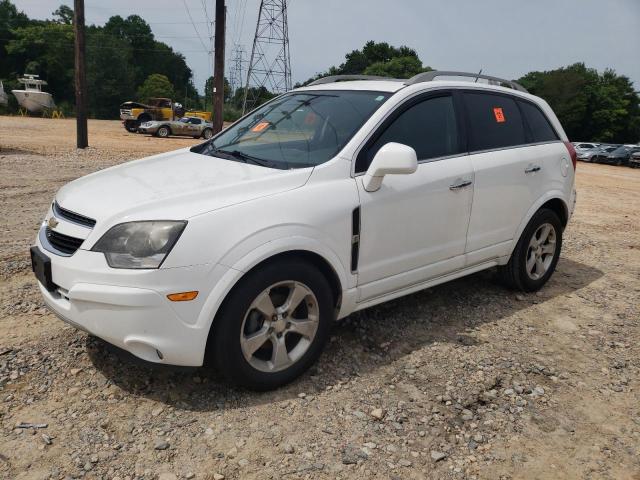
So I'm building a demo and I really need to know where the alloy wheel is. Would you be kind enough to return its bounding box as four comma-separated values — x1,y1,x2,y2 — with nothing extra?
240,281,319,373
526,223,557,280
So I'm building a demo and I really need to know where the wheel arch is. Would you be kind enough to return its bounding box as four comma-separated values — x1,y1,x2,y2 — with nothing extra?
201,248,344,365
137,112,152,123
541,197,569,228
507,192,569,262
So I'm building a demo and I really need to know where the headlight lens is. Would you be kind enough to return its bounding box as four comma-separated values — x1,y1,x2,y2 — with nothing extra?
92,221,186,269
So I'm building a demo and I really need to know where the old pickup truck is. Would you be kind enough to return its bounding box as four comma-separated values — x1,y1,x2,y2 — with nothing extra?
119,97,212,133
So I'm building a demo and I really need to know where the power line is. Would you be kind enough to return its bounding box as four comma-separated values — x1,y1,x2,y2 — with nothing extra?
182,0,210,53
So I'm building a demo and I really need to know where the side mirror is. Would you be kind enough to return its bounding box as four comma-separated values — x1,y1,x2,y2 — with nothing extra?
362,142,418,192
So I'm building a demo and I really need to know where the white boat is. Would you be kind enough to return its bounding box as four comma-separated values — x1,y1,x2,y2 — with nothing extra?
12,74,56,113
0,81,8,106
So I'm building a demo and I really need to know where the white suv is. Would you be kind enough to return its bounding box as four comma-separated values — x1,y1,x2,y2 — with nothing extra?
32,71,577,389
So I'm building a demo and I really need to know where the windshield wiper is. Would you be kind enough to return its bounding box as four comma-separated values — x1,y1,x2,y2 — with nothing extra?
213,149,278,168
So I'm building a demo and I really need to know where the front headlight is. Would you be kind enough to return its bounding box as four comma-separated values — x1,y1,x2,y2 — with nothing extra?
92,221,186,269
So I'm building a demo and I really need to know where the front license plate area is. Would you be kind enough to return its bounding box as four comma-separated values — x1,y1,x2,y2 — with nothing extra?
30,246,56,292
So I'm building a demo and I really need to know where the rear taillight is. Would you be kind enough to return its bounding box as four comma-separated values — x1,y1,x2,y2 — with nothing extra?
564,141,577,170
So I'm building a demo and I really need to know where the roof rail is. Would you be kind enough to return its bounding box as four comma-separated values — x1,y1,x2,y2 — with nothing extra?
405,71,528,93
307,75,401,86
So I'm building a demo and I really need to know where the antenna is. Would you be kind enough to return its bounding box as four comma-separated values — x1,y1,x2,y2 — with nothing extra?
474,69,483,83
242,0,292,114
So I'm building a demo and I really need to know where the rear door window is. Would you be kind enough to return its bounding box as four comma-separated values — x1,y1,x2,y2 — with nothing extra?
518,101,558,143
464,92,526,152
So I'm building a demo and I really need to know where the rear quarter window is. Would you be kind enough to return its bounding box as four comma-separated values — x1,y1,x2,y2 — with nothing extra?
464,92,526,152
518,101,559,143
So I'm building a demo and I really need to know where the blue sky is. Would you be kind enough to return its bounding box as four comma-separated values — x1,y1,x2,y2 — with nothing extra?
12,0,640,93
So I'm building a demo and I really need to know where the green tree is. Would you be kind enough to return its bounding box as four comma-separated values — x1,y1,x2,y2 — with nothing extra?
137,73,175,103
0,0,30,79
519,63,640,143
52,4,73,25
87,31,135,118
297,41,431,86
364,56,429,78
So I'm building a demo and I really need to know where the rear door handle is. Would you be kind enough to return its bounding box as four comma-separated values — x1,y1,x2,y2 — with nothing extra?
449,180,473,190
525,165,541,173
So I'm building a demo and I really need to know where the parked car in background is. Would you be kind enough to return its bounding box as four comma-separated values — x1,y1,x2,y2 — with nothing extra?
573,142,599,152
138,116,214,139
595,145,640,166
576,144,604,162
120,98,211,133
629,150,640,168
579,144,616,162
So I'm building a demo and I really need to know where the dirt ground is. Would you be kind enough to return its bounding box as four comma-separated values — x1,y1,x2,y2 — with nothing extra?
1,116,639,480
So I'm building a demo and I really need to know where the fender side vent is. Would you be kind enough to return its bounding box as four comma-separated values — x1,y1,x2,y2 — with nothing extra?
350,207,361,273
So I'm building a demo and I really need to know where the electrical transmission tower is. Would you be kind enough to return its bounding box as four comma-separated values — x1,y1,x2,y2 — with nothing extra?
228,45,245,97
242,0,292,114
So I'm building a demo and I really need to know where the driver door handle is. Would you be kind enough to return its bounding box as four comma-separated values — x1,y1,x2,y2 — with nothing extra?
525,165,541,173
449,180,473,190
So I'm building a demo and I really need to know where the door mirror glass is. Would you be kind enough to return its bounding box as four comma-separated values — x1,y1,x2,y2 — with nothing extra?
363,142,418,192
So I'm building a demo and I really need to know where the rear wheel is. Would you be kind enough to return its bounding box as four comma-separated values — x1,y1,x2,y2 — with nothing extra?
157,126,170,138
210,259,333,390
202,128,213,139
498,208,563,292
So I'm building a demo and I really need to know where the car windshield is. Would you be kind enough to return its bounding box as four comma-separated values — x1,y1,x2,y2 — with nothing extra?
193,90,391,169
179,118,190,123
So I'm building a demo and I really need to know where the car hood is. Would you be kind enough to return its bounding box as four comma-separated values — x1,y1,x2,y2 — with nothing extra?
55,148,313,226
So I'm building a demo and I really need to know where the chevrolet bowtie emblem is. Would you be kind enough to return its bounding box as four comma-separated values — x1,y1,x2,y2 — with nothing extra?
48,217,59,229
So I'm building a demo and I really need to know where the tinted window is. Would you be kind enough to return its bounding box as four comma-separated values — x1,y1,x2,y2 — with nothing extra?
364,95,459,168
465,92,526,151
519,101,558,143
190,118,202,125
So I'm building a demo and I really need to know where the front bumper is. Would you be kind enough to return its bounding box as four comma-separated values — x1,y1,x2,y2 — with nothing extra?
138,125,158,134
33,234,229,366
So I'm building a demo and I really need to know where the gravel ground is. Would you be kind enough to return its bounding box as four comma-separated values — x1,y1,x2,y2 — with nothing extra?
1,117,639,480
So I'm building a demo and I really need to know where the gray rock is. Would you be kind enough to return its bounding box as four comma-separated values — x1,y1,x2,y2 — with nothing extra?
342,444,367,465
154,439,170,450
430,451,447,462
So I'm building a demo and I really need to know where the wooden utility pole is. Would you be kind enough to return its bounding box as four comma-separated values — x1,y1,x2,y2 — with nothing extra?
212,0,226,134
73,0,88,148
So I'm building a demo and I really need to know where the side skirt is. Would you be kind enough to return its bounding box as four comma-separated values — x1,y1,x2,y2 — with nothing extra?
352,260,499,313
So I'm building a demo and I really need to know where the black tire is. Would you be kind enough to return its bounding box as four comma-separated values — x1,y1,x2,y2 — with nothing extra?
210,259,333,390
124,120,139,133
498,208,563,292
157,126,170,138
202,128,213,139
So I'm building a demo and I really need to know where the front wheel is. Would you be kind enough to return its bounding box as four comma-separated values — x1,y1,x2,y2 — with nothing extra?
498,208,563,292
210,260,333,390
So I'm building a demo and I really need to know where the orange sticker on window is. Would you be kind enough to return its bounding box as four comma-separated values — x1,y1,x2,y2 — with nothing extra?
493,107,505,123
304,112,317,125
251,121,270,132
